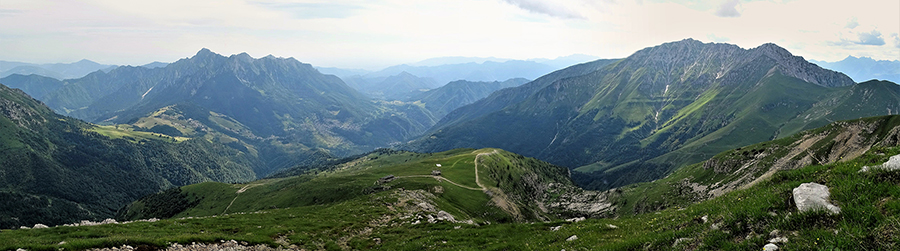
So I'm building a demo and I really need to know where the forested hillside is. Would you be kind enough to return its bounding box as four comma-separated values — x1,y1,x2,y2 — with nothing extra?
0,83,258,229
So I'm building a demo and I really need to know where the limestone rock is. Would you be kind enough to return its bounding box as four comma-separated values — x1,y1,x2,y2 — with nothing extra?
792,183,841,214
763,243,779,251
566,217,585,222
435,211,455,221
566,235,578,241
672,238,692,247
860,154,900,172
768,237,788,243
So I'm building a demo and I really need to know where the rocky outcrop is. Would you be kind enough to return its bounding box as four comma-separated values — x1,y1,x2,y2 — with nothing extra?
752,43,855,88
0,87,48,129
860,154,900,172
698,117,900,199
792,183,841,214
546,183,617,217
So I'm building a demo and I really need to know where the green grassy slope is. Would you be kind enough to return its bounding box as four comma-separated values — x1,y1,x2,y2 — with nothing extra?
119,148,587,224
0,83,259,229
7,144,900,250
410,40,900,191
1,49,442,176
606,115,900,216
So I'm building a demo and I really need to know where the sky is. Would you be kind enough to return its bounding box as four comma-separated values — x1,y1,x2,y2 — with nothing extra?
0,0,898,70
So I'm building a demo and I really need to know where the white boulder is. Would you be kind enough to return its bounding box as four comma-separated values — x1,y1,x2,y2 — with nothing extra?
860,154,900,172
792,183,840,214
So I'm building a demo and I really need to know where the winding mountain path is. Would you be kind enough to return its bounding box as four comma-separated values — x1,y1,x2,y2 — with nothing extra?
401,175,481,190
397,149,498,191
473,150,498,189
222,183,262,215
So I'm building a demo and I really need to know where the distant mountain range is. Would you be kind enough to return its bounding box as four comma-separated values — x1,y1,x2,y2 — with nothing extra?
6,39,900,245
318,55,602,101
409,78,530,119
0,59,117,80
318,54,600,79
0,60,171,80
342,71,441,100
365,60,553,87
406,39,900,190
812,56,900,84
0,49,437,176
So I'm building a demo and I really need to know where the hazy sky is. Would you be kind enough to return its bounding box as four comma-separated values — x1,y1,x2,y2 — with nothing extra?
1,0,897,70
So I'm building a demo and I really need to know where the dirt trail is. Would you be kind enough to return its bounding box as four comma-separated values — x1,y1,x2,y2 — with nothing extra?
474,150,498,189
222,184,253,215
397,149,498,191
473,150,521,219
392,149,522,219
399,175,482,190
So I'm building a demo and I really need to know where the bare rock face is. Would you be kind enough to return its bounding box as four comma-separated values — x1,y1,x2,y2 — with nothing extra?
753,43,855,88
792,183,841,214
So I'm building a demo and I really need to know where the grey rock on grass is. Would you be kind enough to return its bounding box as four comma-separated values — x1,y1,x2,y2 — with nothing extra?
792,182,841,214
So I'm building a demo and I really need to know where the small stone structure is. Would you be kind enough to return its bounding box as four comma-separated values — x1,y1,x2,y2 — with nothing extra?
431,170,441,176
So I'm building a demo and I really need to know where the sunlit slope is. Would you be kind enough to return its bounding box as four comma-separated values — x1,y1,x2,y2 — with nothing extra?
409,39,899,190
120,148,604,224
8,135,900,250
0,83,257,229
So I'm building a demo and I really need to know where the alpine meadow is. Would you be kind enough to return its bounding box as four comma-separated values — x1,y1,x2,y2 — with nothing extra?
1,0,900,250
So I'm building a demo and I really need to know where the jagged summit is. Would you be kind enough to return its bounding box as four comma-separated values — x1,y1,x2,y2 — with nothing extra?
231,52,253,62
749,43,855,87
625,39,854,88
191,48,220,59
408,38,898,190
195,48,214,55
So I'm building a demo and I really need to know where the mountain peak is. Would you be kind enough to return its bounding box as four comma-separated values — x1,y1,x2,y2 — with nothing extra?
231,52,253,62
750,43,855,87
188,48,226,65
194,48,219,58
754,42,792,57
666,38,704,47
74,59,99,65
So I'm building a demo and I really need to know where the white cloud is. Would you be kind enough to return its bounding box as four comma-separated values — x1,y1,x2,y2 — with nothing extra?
251,1,366,19
500,0,584,19
855,30,886,46
845,17,859,29
892,33,900,49
707,34,730,42
0,0,898,68
714,0,741,17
